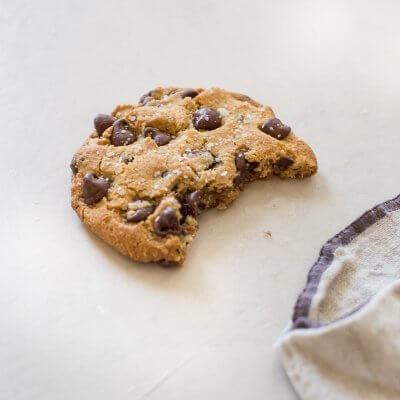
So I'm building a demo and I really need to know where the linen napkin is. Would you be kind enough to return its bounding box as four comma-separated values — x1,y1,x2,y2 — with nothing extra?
277,194,400,400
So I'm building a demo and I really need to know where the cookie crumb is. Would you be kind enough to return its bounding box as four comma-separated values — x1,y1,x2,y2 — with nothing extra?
263,230,272,239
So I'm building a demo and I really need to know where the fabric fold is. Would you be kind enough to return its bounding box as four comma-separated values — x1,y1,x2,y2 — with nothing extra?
277,194,400,400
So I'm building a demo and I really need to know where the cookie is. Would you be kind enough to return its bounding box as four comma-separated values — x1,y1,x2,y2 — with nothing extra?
71,87,317,265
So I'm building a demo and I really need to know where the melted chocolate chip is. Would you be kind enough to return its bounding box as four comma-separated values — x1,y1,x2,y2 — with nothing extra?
234,152,257,184
94,114,116,135
144,127,171,146
139,91,153,104
111,118,137,146
181,190,203,219
153,206,182,236
70,158,78,174
274,156,294,172
82,173,110,205
193,108,222,130
127,206,155,223
181,88,199,99
260,118,291,140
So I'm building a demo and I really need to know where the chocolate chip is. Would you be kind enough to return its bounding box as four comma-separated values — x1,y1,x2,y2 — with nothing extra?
193,108,222,130
181,190,203,219
235,152,248,172
161,171,169,178
127,206,155,223
94,114,116,135
70,158,78,174
234,152,257,184
144,127,171,146
260,118,291,140
181,88,198,99
111,118,137,146
154,133,170,146
274,156,294,172
187,191,202,214
82,173,110,205
153,206,182,236
139,91,153,104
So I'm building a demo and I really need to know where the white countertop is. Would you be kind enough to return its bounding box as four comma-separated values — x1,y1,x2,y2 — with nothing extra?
2,0,400,399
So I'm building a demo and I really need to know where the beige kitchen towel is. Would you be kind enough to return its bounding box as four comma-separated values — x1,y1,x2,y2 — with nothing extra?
277,194,400,400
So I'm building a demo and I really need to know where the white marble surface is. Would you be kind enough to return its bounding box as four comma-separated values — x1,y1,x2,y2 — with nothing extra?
1,0,400,399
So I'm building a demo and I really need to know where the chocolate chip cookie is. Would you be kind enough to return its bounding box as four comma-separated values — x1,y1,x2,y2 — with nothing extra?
71,87,317,265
